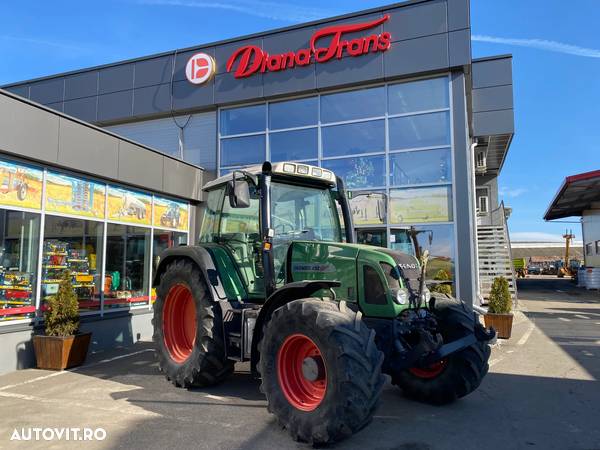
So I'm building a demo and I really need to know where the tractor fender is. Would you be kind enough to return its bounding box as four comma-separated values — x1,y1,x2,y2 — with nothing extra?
152,246,227,301
250,280,341,376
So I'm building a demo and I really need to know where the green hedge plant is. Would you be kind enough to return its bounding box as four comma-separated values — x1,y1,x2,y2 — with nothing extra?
488,276,512,314
44,271,80,336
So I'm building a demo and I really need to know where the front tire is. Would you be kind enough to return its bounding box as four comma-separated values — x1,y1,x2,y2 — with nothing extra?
392,295,490,405
153,259,234,387
258,299,385,445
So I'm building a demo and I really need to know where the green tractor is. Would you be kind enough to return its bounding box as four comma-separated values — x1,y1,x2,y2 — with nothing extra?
152,162,494,444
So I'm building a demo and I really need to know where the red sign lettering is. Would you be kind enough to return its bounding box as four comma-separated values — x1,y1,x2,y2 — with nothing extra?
226,15,391,79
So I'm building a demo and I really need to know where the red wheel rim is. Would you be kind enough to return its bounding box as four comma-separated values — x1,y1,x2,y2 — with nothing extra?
409,359,448,379
162,284,197,363
277,334,327,411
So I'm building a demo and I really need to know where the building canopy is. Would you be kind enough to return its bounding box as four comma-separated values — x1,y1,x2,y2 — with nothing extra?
545,170,600,220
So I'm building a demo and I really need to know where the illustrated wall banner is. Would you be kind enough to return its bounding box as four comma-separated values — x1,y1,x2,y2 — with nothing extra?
107,186,152,225
45,172,106,218
153,196,189,231
0,159,43,210
390,186,453,224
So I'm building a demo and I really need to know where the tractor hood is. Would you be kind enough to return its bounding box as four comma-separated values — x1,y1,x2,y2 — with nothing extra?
287,241,423,318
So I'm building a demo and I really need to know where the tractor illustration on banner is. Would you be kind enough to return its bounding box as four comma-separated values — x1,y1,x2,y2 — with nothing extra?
160,202,181,228
0,167,29,201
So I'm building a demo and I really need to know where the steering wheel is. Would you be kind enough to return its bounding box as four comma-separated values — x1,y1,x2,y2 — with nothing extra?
274,222,294,235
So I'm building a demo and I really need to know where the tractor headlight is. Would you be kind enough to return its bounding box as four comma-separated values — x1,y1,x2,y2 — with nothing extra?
391,288,409,305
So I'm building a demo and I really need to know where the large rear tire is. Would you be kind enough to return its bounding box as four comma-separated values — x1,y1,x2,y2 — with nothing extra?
391,295,490,405
258,299,385,445
153,259,234,387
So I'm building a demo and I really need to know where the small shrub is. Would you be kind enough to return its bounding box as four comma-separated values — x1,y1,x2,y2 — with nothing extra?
430,283,452,295
433,269,451,281
488,276,512,314
44,272,80,337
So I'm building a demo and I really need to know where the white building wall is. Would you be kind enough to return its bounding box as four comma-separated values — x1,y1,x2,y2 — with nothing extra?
582,209,600,268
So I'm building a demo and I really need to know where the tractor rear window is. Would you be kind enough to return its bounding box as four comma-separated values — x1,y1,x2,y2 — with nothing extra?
363,265,387,305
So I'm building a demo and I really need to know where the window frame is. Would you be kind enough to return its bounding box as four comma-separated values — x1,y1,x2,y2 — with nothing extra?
217,73,457,292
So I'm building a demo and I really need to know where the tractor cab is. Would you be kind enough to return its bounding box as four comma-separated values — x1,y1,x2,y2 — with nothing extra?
199,161,352,300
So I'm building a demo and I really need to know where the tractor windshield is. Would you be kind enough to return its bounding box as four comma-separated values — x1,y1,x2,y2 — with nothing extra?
271,182,342,243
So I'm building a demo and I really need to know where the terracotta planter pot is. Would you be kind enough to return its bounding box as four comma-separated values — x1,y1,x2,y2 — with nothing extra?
33,332,91,370
484,313,513,339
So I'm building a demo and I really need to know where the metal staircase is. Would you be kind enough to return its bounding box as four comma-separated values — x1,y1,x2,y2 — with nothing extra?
477,201,517,304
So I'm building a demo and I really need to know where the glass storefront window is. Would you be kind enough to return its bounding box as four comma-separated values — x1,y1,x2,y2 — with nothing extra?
321,86,386,123
221,134,266,167
270,128,318,162
388,77,449,115
0,209,39,322
42,216,104,312
220,104,265,135
322,120,385,157
322,155,385,189
269,97,318,130
389,148,452,186
390,224,455,288
104,224,151,309
389,186,453,224
389,111,450,151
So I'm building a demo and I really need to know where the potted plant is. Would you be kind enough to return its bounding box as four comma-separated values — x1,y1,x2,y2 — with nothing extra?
33,272,91,370
484,276,513,339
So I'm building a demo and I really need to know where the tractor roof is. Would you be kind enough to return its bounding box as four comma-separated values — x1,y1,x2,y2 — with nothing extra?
203,162,337,191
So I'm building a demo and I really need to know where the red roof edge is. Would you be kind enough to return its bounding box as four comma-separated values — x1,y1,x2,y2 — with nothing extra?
566,169,600,184
545,169,600,220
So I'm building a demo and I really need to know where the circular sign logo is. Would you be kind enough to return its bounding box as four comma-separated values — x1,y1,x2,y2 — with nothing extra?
185,52,216,85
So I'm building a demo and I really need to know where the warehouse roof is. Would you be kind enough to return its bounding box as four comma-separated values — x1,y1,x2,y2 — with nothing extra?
544,170,600,220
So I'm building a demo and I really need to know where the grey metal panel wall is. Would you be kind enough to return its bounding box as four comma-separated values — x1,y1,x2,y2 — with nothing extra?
2,0,472,124
0,90,204,201
472,56,514,136
476,174,499,211
451,71,477,307
106,110,217,171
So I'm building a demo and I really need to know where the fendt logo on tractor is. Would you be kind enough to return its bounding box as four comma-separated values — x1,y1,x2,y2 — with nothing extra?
226,15,392,78
152,161,495,445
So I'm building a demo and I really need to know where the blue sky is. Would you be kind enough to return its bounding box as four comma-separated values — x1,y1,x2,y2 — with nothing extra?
2,0,599,242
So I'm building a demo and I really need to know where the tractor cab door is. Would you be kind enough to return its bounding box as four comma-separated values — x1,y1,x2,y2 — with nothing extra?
200,185,265,299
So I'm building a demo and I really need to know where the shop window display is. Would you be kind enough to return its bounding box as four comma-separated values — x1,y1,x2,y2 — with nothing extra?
0,209,40,321
42,216,103,312
104,224,151,308
151,230,188,301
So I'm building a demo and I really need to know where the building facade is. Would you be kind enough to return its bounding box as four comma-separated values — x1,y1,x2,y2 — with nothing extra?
1,0,514,373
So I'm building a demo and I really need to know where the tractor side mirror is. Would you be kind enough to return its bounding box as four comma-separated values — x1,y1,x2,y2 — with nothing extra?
228,173,250,208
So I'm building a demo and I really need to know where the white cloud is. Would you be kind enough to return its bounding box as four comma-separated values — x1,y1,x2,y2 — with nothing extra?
499,186,527,198
137,0,332,22
511,232,567,242
472,34,600,58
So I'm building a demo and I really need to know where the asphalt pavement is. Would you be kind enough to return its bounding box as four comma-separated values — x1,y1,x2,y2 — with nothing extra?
0,276,598,450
